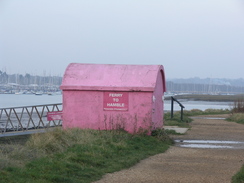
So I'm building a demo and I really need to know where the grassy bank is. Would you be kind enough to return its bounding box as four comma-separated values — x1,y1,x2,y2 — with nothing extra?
0,128,172,183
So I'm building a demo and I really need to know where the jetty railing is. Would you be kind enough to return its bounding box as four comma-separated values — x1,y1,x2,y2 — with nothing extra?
171,97,185,121
0,103,62,134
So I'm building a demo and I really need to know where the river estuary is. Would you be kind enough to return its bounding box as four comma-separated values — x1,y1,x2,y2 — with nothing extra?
0,94,232,111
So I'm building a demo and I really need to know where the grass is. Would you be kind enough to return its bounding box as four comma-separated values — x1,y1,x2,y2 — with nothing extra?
227,98,244,125
232,99,244,113
0,128,172,183
0,135,31,145
164,112,191,128
164,108,230,128
184,108,230,116
227,113,244,124
232,164,244,183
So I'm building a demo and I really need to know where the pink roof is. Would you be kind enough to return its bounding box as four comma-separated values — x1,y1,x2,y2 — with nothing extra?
60,63,166,92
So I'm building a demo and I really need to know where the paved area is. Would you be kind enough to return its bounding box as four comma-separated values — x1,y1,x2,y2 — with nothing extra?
94,114,244,183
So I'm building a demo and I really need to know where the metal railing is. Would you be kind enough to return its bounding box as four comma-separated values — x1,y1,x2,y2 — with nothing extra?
0,103,62,134
171,97,185,121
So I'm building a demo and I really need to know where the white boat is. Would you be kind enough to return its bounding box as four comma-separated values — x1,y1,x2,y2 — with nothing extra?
35,92,43,95
15,92,24,95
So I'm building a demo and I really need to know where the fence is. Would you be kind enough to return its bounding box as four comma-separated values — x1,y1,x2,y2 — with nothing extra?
0,103,62,134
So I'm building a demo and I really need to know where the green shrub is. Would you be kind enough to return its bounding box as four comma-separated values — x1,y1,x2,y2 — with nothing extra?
232,99,244,113
227,113,244,124
151,128,174,143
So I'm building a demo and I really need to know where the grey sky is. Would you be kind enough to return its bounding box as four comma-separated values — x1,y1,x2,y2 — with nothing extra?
0,0,244,79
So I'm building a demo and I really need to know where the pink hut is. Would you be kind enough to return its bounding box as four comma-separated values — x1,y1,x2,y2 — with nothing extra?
60,63,166,134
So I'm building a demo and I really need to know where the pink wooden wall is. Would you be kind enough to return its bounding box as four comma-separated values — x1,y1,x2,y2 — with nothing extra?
60,63,166,134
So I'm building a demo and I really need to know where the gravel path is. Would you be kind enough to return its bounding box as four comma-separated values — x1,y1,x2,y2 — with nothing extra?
94,114,244,183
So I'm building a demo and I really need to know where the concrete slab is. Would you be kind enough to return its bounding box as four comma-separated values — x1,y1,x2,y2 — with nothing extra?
164,126,189,134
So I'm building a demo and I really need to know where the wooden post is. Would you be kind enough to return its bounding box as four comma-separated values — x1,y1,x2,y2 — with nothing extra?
171,97,174,119
181,107,184,121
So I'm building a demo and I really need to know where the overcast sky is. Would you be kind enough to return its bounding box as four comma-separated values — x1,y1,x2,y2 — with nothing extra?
0,0,244,79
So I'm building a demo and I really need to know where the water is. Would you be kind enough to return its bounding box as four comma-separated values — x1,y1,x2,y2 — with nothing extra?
190,117,226,120
0,94,232,110
175,140,243,144
175,140,244,149
164,100,232,111
179,144,233,149
0,94,62,108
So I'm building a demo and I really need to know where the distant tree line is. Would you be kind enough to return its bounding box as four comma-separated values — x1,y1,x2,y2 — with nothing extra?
168,77,244,87
166,81,244,94
1,70,244,94
0,70,62,86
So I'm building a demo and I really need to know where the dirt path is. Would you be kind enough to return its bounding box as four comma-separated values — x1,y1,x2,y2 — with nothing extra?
94,114,244,183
